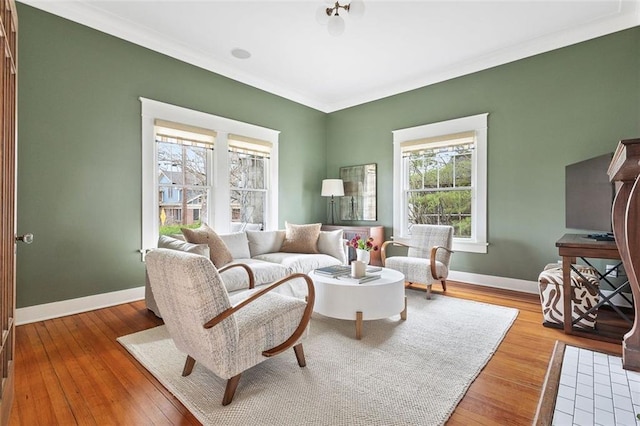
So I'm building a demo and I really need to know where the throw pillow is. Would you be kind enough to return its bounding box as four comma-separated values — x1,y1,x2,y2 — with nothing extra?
317,229,347,263
181,223,233,268
246,230,286,257
279,222,321,254
219,232,251,259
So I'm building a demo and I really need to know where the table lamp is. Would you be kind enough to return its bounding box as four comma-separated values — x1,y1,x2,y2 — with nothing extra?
321,179,344,225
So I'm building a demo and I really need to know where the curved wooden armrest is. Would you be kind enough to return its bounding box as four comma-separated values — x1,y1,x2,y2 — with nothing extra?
380,240,409,266
218,263,255,289
429,246,454,279
203,273,315,358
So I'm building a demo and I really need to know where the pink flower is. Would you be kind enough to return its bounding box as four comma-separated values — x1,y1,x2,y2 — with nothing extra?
345,235,378,251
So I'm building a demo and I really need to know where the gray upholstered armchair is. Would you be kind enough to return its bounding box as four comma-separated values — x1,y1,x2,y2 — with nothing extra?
381,225,454,299
145,248,315,405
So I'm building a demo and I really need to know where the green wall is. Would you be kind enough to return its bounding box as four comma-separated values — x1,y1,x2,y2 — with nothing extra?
15,3,640,308
16,4,327,308
326,26,640,283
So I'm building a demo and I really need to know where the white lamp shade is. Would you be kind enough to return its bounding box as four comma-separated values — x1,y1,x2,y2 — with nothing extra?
348,0,365,19
321,179,345,197
327,15,345,36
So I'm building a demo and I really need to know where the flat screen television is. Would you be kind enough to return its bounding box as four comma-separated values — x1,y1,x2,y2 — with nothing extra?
565,152,615,234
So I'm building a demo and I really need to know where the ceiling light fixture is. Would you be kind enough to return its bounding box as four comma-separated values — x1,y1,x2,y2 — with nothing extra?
316,0,365,37
231,48,251,60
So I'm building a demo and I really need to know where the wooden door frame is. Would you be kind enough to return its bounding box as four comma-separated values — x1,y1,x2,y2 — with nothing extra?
0,1,18,424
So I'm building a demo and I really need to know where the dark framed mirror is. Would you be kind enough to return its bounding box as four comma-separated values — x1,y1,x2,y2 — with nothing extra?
339,163,377,221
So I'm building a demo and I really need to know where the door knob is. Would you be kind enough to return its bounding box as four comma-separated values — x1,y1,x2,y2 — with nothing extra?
15,233,34,244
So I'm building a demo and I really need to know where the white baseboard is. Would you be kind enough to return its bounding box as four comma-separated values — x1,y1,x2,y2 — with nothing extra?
14,271,538,325
449,270,539,295
16,286,145,326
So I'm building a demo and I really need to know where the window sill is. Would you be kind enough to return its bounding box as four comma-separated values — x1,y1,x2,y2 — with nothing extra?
452,239,488,254
393,236,488,254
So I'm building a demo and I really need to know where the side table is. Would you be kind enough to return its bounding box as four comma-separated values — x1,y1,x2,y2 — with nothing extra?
555,233,632,342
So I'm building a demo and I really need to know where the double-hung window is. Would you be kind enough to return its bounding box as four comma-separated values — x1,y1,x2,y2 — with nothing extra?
228,135,271,231
393,113,488,253
155,120,214,235
140,98,279,258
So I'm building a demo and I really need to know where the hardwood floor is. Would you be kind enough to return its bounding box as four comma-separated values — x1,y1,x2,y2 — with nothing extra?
9,281,623,425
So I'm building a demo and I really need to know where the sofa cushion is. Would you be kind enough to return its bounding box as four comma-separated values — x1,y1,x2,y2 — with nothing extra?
246,230,286,257
157,235,210,257
254,252,341,274
181,223,233,268
221,259,289,293
385,256,449,284
219,232,251,259
230,275,311,300
317,229,346,263
280,222,321,254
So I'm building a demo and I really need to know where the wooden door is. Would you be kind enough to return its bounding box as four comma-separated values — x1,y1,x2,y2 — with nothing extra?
0,1,17,424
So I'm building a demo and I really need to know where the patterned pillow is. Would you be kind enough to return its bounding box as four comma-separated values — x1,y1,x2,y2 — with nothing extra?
279,222,321,254
181,223,233,268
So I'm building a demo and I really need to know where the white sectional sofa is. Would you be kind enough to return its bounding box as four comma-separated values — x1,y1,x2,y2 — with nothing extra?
145,228,346,317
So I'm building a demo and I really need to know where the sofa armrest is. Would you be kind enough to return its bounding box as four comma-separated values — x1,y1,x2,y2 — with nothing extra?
219,263,255,289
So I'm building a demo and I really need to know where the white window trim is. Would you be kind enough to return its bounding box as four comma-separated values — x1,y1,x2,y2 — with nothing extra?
392,113,488,254
140,97,279,259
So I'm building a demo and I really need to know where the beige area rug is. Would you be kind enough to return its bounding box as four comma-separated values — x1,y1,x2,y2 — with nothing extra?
118,291,518,425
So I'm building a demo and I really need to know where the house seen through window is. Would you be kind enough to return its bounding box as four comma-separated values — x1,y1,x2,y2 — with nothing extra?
155,120,213,235
141,98,280,256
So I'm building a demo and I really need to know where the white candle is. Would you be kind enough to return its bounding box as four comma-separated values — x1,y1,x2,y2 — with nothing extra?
352,260,366,278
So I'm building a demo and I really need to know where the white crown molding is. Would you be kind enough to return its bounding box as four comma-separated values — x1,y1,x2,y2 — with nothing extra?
325,0,640,112
18,0,640,113
16,286,145,325
19,0,324,110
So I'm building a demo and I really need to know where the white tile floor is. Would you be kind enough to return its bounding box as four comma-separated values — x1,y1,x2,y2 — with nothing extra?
554,346,640,425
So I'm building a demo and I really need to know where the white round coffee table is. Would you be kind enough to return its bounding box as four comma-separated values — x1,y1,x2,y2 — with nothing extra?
308,267,406,340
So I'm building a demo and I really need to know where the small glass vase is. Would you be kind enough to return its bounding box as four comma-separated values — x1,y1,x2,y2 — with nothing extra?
356,248,370,265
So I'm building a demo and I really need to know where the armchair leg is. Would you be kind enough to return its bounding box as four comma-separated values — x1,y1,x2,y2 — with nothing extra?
222,374,242,406
182,355,196,376
426,285,432,300
293,343,306,367
441,279,447,293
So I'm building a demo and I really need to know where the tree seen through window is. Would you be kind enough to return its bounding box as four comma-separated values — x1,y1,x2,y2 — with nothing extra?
157,137,210,235
405,143,473,237
229,146,269,230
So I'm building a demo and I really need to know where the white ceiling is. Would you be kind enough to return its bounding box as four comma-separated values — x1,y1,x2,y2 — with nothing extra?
21,0,640,112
